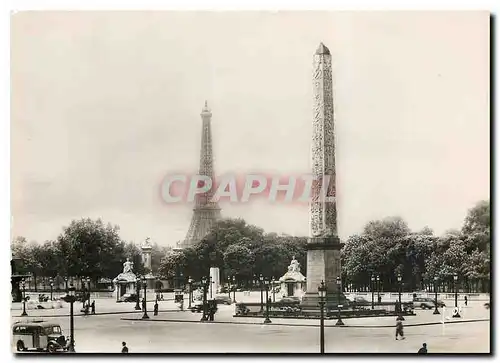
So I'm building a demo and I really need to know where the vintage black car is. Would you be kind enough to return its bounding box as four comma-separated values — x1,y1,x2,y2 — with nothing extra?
413,297,445,309
117,293,138,303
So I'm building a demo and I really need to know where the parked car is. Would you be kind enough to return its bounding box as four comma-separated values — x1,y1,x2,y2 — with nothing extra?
117,293,138,303
13,320,67,353
214,295,232,305
413,297,445,309
279,296,301,303
348,297,371,308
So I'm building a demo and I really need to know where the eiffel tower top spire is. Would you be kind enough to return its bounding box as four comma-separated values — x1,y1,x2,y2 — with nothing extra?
201,100,212,116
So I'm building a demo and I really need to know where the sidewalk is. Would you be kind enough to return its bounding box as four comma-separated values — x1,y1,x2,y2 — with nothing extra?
120,304,490,328
10,298,181,318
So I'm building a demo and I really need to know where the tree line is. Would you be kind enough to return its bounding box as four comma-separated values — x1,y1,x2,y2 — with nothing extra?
11,200,490,293
11,218,170,290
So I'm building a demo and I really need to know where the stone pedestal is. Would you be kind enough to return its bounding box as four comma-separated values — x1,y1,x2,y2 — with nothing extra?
210,267,220,296
301,236,347,310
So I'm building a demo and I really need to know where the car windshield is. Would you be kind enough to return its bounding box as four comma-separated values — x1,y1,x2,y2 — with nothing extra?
44,326,62,335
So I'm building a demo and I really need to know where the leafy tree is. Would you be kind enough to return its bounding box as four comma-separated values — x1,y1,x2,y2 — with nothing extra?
55,218,125,280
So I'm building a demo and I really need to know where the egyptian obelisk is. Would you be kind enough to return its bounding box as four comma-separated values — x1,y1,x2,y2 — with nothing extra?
301,43,346,310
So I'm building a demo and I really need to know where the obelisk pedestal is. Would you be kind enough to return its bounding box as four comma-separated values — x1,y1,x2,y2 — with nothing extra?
301,43,347,312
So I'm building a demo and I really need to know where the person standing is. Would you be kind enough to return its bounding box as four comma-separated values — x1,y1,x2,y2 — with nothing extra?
154,300,159,316
418,343,427,353
464,296,468,307
121,342,129,353
395,320,405,340
91,300,96,315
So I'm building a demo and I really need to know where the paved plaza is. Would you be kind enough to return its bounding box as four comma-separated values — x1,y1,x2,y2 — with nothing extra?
11,293,490,353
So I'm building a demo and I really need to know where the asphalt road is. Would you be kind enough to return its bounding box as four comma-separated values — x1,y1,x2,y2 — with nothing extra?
11,308,490,353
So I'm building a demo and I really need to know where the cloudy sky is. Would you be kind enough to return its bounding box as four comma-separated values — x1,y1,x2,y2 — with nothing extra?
11,11,490,246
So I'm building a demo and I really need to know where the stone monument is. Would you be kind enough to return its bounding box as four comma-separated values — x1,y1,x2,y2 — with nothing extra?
112,258,138,301
301,43,346,310
278,257,306,299
141,237,153,272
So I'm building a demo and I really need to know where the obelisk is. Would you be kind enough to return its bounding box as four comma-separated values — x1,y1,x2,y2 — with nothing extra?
301,43,346,310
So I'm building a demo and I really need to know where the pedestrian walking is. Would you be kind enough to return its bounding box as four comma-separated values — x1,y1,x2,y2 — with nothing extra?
395,320,405,340
464,296,468,307
160,293,164,301
121,342,129,353
91,300,95,314
417,343,427,353
154,300,159,316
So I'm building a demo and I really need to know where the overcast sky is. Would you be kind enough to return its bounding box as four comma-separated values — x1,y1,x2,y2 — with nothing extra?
11,11,490,246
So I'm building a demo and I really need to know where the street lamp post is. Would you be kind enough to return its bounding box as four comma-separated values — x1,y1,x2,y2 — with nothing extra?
263,279,272,324
86,277,91,307
21,279,28,316
142,276,149,319
232,276,236,303
370,275,375,310
227,276,232,300
335,276,344,326
453,274,461,318
259,274,264,312
376,275,380,305
433,276,440,315
318,280,327,354
396,273,404,321
50,278,54,301
135,277,141,310
201,276,208,321
271,277,276,303
64,277,68,292
188,277,193,310
67,284,76,352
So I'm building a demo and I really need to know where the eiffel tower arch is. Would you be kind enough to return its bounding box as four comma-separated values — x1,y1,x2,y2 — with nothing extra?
178,101,222,249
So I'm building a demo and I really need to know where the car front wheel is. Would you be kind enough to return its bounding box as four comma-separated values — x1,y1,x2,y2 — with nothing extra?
16,341,25,352
47,343,57,353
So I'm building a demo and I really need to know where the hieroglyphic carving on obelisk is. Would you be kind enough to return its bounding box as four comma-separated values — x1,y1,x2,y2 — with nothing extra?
310,42,338,238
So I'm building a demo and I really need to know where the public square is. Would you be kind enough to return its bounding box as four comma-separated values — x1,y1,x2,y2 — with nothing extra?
10,11,490,356
11,293,490,353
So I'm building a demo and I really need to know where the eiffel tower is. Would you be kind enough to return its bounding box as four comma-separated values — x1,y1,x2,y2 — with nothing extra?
178,101,221,249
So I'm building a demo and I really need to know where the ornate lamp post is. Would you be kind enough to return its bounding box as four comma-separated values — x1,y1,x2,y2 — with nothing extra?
201,276,208,321
263,278,272,324
335,276,344,326
370,275,375,309
232,276,236,303
453,274,461,318
142,276,149,319
135,277,141,310
188,277,193,310
376,275,380,305
318,280,327,354
49,278,54,301
433,276,440,315
21,279,28,316
271,277,276,303
259,274,264,312
86,277,91,307
67,284,76,352
396,273,404,321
